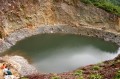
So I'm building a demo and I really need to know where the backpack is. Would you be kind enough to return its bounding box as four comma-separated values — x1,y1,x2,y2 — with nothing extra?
7,70,12,75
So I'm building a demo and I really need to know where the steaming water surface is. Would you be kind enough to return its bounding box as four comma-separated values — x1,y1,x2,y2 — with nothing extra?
3,34,119,73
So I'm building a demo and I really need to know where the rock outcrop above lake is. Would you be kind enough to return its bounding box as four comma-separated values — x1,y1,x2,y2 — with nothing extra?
0,0,119,38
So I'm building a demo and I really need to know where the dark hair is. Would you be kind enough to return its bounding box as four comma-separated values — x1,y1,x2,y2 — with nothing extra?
8,68,10,70
3,63,5,65
5,66,8,68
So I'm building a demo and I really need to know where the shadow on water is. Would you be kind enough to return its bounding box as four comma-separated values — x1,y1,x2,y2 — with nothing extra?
1,34,119,73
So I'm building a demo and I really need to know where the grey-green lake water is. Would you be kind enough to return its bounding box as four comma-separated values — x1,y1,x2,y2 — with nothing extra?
2,34,120,73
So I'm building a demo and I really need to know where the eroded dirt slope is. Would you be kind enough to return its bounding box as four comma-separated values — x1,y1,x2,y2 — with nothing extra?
0,0,119,38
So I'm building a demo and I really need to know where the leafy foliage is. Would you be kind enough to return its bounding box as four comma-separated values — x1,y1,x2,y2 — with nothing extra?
77,76,84,79
92,65,101,70
74,70,83,76
81,0,120,16
109,0,120,6
51,76,60,79
115,70,120,79
89,73,103,79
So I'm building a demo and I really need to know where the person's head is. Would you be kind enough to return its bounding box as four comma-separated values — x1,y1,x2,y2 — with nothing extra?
8,68,10,70
3,63,5,66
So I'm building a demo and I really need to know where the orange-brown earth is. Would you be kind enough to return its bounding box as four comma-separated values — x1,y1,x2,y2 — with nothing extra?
0,0,119,38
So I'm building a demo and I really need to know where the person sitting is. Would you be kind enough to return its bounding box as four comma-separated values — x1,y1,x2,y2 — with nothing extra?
3,66,9,79
3,67,14,79
7,68,14,79
3,66,8,75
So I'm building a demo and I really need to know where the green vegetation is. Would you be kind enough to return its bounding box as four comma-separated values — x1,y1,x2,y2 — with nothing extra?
89,73,103,79
77,76,84,79
74,70,83,76
115,70,120,79
110,60,120,66
51,76,60,79
110,0,120,6
92,65,101,70
116,60,120,63
81,0,120,16
74,70,85,79
20,77,29,79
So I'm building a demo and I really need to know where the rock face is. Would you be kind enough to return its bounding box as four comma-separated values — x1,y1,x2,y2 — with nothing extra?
0,0,119,38
1,56,37,76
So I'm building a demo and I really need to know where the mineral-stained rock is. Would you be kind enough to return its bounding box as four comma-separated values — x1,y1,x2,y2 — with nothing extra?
0,0,119,38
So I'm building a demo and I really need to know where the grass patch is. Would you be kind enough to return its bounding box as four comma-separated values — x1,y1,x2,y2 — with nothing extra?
89,73,103,79
92,65,101,70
